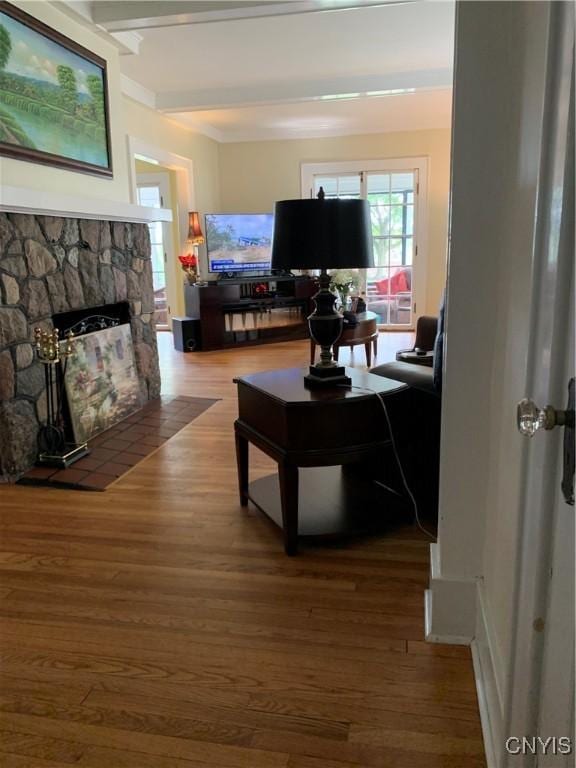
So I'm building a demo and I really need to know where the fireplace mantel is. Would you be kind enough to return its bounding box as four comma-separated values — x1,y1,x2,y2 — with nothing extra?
0,185,172,224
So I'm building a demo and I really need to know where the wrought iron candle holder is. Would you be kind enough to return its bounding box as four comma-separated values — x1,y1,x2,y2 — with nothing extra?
34,327,90,468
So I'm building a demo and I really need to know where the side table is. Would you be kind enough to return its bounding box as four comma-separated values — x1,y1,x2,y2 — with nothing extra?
310,311,378,367
234,367,406,554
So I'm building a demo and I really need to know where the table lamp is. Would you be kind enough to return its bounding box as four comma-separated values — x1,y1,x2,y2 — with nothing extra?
271,189,373,388
187,211,205,246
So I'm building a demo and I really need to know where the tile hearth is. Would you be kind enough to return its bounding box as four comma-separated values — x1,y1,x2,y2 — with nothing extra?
18,395,217,491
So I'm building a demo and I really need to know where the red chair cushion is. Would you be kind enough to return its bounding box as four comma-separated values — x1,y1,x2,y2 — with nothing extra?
375,268,411,295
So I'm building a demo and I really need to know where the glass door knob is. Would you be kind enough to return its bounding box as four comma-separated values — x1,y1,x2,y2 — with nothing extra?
517,398,575,437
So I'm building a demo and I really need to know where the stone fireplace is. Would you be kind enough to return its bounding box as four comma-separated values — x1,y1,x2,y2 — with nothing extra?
0,212,161,481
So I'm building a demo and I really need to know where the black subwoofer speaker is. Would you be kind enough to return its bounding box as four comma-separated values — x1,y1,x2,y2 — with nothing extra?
173,317,202,352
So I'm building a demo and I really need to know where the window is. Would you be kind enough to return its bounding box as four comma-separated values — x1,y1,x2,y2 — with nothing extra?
303,158,427,329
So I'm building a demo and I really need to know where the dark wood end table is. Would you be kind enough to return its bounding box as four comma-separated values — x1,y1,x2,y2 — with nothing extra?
234,367,406,554
310,311,378,367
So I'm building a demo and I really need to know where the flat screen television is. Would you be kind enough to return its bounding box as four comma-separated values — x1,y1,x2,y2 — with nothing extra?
205,213,274,274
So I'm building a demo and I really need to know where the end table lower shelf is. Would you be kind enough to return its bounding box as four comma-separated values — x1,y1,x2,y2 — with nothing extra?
248,465,407,542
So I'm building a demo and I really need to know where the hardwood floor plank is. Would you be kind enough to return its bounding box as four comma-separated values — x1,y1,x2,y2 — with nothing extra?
0,552,359,593
0,566,426,614
0,755,82,768
407,640,472,659
251,729,486,768
0,674,91,706
246,691,483,730
0,695,257,748
0,629,474,684
0,614,408,664
287,757,360,768
84,689,349,741
0,729,85,764
0,569,425,618
77,742,234,768
0,536,430,584
348,723,485,755
1,589,428,644
0,710,289,768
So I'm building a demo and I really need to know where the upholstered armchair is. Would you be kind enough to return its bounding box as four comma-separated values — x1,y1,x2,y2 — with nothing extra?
395,315,437,368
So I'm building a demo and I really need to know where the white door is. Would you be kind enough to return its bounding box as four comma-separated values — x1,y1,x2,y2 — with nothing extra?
137,173,175,329
503,3,574,764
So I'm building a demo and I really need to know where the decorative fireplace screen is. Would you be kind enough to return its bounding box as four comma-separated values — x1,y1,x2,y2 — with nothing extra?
63,321,141,443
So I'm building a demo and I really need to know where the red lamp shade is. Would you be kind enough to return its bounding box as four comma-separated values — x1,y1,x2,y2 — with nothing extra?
187,212,204,245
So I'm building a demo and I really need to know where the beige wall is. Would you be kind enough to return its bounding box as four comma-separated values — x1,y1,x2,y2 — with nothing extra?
218,130,450,314
123,98,220,216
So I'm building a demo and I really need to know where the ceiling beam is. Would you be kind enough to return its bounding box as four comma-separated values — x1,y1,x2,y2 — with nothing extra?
156,70,452,113
53,1,142,54
92,0,412,32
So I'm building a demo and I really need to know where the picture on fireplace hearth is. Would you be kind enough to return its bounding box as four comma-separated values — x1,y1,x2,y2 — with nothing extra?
64,325,141,444
0,2,112,176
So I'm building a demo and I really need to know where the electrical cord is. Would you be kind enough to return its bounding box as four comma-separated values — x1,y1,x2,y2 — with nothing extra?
340,383,437,540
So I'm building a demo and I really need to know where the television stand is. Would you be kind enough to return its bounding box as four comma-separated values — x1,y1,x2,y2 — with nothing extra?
215,271,293,283
183,276,316,351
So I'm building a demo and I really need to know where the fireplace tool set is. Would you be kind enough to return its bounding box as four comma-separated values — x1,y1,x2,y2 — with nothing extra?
34,327,90,468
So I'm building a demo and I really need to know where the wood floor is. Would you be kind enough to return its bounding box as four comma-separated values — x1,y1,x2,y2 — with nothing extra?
0,333,486,768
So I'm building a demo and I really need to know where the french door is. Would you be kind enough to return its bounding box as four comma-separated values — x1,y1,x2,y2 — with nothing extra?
302,158,428,329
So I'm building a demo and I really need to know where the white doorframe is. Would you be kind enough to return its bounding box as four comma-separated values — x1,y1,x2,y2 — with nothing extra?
127,135,197,273
301,157,429,330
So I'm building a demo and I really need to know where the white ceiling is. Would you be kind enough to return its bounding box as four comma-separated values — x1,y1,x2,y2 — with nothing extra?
172,89,453,142
87,0,456,141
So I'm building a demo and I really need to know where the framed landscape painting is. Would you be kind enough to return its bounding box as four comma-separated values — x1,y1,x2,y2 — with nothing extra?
64,325,141,444
0,1,112,176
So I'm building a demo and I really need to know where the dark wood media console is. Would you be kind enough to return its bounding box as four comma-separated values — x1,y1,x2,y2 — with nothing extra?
184,276,317,350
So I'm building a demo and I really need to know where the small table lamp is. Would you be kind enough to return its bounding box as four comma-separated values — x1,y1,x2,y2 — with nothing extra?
187,211,205,247
271,190,373,388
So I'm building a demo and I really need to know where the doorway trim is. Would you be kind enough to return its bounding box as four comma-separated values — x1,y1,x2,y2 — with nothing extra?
127,136,196,261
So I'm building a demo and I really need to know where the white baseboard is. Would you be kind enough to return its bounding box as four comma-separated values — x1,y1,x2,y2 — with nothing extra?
425,543,477,642
424,590,473,644
472,581,506,768
424,549,505,767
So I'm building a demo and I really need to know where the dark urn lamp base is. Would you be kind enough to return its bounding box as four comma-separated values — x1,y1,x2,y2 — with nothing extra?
305,268,351,389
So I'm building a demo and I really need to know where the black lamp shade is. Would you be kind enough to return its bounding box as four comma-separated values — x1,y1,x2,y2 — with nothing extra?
271,198,374,271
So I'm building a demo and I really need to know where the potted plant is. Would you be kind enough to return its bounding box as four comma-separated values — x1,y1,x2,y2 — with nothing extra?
330,269,359,310
178,253,198,285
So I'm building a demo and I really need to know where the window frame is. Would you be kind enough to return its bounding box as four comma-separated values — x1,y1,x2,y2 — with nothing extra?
301,157,429,330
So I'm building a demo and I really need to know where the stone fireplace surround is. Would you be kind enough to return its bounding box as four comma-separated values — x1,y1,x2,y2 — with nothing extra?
0,212,161,482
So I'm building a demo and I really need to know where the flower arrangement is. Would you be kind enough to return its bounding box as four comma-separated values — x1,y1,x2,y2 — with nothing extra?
178,253,198,285
330,269,359,307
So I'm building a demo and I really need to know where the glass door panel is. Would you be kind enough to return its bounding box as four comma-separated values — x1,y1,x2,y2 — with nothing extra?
313,173,361,199
136,184,168,328
366,170,415,327
311,169,417,328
